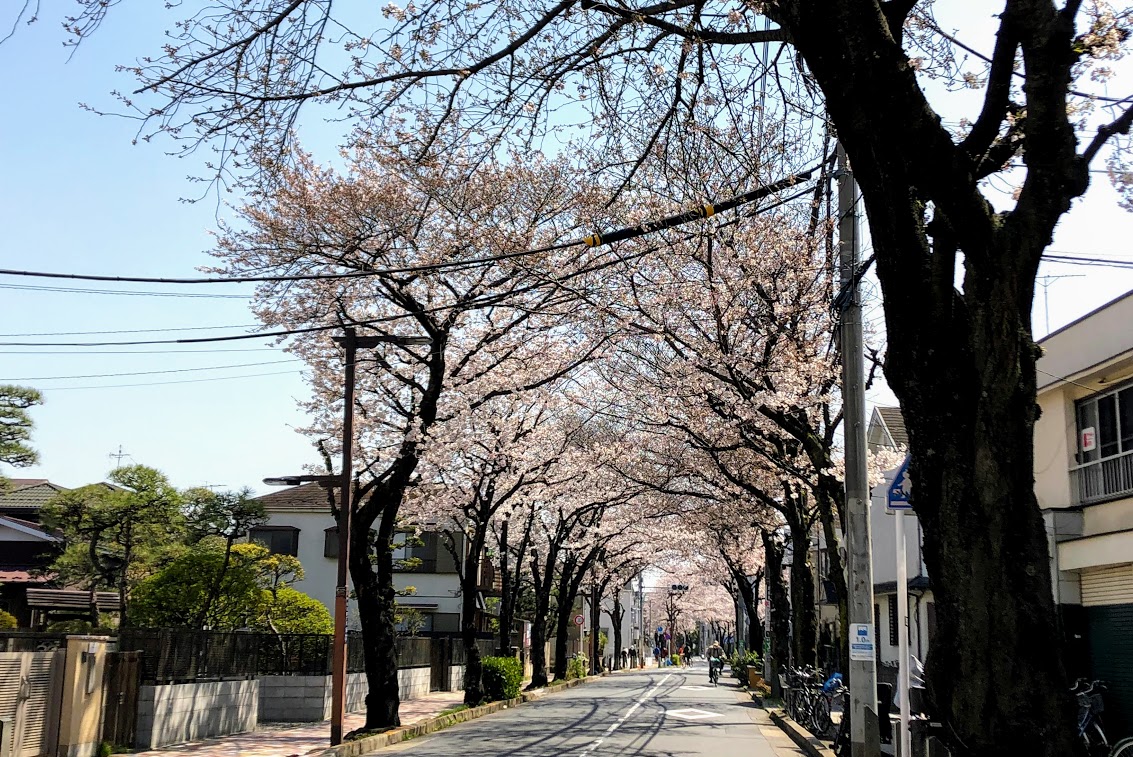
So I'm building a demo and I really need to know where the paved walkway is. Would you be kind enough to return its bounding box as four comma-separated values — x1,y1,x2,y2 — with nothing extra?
134,690,466,757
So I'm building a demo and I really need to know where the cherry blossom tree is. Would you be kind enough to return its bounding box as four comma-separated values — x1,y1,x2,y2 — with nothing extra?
213,142,610,729
406,390,575,703
41,1,1133,748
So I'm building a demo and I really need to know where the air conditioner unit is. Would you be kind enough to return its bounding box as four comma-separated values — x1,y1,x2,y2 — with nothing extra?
0,716,14,757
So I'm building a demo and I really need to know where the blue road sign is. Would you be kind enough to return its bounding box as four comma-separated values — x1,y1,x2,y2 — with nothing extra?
887,455,914,511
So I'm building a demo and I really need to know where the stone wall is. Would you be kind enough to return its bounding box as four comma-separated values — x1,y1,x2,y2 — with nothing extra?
260,675,332,722
136,680,258,749
260,668,436,723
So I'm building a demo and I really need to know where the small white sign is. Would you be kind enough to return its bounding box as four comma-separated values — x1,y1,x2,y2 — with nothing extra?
574,614,585,626
1082,426,1097,453
849,623,875,661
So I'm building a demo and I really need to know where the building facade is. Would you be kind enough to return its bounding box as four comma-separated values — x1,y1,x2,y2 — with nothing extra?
1035,289,1133,738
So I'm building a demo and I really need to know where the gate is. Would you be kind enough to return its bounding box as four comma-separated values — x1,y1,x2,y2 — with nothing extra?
101,652,141,749
429,638,451,691
0,650,64,757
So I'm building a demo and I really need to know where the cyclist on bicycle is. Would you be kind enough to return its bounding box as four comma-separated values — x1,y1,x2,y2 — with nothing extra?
707,642,725,684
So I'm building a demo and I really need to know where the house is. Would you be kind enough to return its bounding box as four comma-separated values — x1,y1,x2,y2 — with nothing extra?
0,478,67,522
1035,289,1133,738
0,515,59,625
251,484,498,634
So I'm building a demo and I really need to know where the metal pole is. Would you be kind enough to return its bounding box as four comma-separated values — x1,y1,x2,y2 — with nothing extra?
639,574,646,668
896,510,911,757
837,143,881,756
330,327,357,746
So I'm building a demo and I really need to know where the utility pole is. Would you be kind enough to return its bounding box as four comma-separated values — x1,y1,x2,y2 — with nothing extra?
837,143,881,756
328,327,358,747
638,574,646,667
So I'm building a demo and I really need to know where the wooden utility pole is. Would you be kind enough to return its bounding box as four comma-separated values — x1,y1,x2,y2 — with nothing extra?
837,143,881,756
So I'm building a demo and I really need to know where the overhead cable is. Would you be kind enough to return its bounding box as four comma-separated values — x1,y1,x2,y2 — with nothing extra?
0,161,825,287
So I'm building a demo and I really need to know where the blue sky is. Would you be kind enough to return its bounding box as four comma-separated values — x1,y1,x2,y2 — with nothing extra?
2,6,1132,491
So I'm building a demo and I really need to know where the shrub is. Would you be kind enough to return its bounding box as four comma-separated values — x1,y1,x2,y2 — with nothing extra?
481,655,523,701
728,650,761,678
566,654,588,680
670,654,681,666
0,610,18,630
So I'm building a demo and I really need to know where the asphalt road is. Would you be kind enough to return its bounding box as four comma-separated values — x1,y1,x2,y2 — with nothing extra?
383,662,805,757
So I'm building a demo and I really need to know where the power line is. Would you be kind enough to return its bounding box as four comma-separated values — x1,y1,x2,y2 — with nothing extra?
0,162,825,287
40,369,304,392
0,283,252,299
0,358,300,382
0,347,281,355
0,324,261,337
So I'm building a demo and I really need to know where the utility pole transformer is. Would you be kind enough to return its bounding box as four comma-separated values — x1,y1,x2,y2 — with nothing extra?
837,143,881,756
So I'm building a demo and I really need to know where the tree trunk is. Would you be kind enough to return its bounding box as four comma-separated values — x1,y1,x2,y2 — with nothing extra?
748,569,764,655
787,518,816,668
526,550,553,688
772,5,1086,753
461,528,486,705
815,485,849,671
497,519,512,654
762,529,791,698
552,572,578,681
588,580,602,674
606,591,624,670
349,498,401,730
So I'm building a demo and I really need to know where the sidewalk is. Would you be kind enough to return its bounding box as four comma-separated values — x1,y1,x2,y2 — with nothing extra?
134,690,466,757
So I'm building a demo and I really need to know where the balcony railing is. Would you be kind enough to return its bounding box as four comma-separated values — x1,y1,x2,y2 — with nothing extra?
1071,449,1133,505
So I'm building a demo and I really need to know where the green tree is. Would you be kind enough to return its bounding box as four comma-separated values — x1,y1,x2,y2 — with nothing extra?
0,385,43,475
40,465,184,623
131,541,329,633
183,487,266,628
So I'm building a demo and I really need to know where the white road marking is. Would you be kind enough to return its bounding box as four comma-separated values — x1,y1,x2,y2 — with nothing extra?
578,676,669,756
665,708,723,720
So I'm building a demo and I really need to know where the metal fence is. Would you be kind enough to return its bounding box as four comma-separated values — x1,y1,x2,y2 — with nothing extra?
257,633,333,676
0,631,68,652
119,629,260,684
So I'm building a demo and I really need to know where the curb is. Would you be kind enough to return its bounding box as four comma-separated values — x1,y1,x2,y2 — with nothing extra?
320,675,600,756
767,709,836,757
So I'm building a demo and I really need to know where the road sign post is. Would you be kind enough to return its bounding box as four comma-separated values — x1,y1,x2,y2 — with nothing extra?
888,455,913,757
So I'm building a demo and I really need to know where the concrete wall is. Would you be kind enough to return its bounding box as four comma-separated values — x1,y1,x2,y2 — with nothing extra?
59,636,110,757
136,680,258,749
260,667,439,722
259,675,332,722
1036,291,1133,392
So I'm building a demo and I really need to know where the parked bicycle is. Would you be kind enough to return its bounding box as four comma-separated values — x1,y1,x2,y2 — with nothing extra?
782,666,833,735
1073,678,1133,757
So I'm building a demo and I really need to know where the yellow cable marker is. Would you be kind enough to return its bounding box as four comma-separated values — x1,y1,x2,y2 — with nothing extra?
703,204,715,217
583,233,602,247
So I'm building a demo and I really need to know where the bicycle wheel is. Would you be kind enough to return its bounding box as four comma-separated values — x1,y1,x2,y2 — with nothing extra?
810,695,833,736
1110,737,1133,757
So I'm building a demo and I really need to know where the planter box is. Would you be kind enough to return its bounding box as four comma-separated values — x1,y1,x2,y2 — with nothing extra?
747,666,764,688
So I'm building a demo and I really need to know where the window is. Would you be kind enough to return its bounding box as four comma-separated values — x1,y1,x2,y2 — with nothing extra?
250,526,299,557
324,527,339,559
874,604,881,661
888,595,899,647
1074,382,1133,503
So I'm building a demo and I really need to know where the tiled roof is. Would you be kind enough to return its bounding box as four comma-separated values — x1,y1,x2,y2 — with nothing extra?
876,406,909,449
0,516,59,540
0,481,67,511
253,483,336,511
0,569,50,584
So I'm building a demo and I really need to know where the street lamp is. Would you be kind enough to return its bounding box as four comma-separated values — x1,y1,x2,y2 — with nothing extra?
264,328,429,746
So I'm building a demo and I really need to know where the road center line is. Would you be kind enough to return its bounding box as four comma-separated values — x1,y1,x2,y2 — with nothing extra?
578,676,669,756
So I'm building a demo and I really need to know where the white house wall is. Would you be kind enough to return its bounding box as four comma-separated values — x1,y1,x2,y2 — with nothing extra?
261,512,462,627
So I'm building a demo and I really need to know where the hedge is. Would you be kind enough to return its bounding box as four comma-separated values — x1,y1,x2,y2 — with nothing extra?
481,656,523,701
